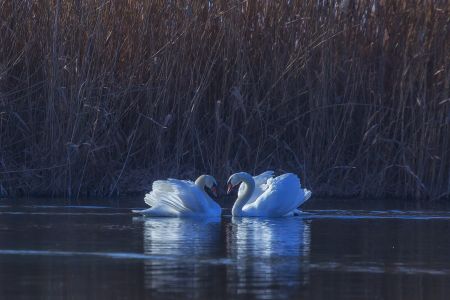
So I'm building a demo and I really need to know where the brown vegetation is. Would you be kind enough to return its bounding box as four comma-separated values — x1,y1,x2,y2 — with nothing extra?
0,0,448,200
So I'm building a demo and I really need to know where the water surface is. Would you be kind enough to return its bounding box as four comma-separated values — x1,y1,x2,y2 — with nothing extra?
1,202,450,299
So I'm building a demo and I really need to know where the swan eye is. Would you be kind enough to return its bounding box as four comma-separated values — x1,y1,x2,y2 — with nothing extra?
210,185,218,197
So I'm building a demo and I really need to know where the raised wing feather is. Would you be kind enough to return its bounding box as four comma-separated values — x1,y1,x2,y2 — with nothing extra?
254,171,275,186
144,179,207,215
238,171,274,205
243,173,304,217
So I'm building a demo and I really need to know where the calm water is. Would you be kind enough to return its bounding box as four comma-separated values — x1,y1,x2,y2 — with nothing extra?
1,202,450,299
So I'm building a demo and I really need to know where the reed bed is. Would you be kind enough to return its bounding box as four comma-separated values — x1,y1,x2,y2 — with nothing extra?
0,0,448,200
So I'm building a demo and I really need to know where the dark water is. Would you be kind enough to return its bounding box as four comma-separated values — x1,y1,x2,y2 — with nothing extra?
1,202,450,299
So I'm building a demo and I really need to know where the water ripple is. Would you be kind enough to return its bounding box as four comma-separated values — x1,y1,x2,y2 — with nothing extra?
310,261,450,275
301,210,450,220
0,249,233,265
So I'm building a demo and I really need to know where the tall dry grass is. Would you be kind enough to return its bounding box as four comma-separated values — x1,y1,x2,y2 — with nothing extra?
0,0,448,200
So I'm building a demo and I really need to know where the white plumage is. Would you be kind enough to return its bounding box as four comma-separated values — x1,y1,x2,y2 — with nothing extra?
229,171,312,217
237,171,275,206
135,176,221,217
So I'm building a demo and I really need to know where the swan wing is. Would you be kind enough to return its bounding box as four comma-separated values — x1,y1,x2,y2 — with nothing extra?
143,179,207,215
171,179,222,215
243,173,304,217
253,171,275,186
238,171,274,205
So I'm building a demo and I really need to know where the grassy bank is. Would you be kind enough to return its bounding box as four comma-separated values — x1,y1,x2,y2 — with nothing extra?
0,0,448,200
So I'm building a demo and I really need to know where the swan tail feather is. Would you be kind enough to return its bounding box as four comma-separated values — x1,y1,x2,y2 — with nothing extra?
303,189,312,202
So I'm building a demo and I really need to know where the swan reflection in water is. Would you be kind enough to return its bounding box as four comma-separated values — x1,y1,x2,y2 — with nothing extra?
139,216,310,298
141,217,222,293
226,217,311,298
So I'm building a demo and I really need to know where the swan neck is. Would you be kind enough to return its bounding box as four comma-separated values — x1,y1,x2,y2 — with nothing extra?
194,175,206,188
232,174,255,217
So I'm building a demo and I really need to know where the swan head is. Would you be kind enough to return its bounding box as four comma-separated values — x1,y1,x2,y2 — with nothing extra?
196,175,218,197
226,172,251,194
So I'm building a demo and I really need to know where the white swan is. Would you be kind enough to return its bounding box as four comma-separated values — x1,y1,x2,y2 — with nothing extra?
227,172,312,217
133,175,222,217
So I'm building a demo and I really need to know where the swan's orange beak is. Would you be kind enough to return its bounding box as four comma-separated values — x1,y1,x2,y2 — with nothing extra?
211,186,218,197
226,183,234,195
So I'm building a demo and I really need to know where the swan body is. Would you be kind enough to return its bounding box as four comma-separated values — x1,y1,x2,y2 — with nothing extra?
227,172,312,217
134,175,221,217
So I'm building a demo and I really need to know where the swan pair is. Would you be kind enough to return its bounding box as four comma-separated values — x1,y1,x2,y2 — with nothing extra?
134,171,312,218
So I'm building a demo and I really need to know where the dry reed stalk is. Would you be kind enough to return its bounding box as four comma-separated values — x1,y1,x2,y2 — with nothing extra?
0,0,448,200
